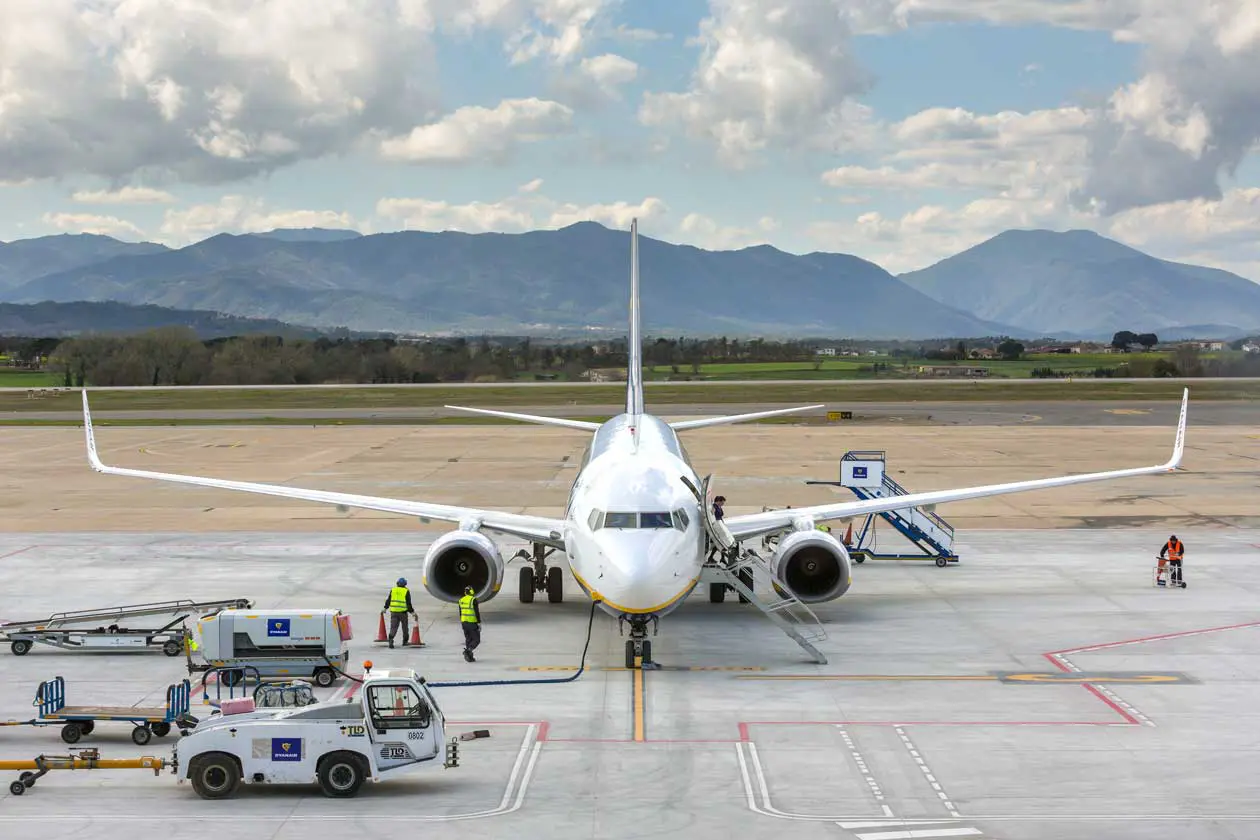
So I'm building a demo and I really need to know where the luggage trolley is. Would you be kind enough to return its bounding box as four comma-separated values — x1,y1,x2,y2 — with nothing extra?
0,676,197,745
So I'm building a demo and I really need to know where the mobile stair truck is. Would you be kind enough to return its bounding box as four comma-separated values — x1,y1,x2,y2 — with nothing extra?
191,609,352,689
174,667,468,799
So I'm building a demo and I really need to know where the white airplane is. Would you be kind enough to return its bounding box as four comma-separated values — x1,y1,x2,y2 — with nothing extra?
81,219,1189,668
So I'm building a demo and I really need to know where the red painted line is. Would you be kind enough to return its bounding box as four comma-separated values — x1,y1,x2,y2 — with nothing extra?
537,720,550,742
738,722,750,742
1081,684,1140,725
1043,652,1072,673
0,546,35,561
1047,620,1260,657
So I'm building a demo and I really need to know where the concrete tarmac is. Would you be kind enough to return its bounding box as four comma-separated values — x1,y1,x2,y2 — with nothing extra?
1,530,1259,839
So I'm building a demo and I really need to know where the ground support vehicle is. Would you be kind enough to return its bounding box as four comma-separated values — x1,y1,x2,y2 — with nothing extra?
190,608,351,688
175,668,470,799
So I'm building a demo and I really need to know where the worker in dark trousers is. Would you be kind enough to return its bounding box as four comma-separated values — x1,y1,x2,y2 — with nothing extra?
384,577,419,648
459,586,481,662
1158,535,1187,588
712,495,726,521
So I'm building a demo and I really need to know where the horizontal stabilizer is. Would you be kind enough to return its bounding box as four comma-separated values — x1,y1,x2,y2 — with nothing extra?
670,404,825,431
444,405,601,431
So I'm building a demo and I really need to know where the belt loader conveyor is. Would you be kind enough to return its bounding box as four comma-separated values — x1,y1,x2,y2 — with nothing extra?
0,598,252,657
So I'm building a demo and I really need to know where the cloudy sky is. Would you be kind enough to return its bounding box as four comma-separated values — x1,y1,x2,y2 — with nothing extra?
2,0,1259,278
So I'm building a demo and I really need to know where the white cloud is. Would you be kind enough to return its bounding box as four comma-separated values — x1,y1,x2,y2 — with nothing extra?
379,98,574,163
0,0,444,183
639,0,895,166
608,23,671,42
71,187,177,205
41,212,146,239
376,192,668,234
518,178,545,193
678,212,780,250
579,53,639,93
158,196,363,245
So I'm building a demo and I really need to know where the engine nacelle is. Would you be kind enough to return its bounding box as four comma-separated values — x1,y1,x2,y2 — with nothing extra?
771,529,853,604
421,531,505,603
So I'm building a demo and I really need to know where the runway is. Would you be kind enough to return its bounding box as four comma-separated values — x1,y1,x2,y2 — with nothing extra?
5,398,1257,426
1,530,1259,839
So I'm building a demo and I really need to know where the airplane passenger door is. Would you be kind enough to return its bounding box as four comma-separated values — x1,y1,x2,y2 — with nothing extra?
682,474,736,553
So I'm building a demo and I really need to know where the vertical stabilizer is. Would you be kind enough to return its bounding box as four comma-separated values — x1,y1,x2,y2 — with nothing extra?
626,218,644,415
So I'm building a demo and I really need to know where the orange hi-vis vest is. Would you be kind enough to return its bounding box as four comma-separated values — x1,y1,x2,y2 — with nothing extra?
1165,539,1184,561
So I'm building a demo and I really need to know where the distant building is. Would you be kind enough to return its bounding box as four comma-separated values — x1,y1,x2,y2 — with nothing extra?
581,368,628,383
1243,342,1259,354
815,347,837,356
968,348,996,360
917,365,989,378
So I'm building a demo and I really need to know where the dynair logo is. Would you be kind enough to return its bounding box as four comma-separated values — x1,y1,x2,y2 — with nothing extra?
267,618,291,637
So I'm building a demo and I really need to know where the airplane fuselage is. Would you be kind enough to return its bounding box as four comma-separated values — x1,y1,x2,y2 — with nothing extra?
562,412,708,618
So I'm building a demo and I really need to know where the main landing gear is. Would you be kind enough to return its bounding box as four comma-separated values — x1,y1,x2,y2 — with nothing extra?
514,543,565,604
619,615,659,670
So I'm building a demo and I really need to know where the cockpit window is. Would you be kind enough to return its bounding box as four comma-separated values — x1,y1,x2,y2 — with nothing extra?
591,511,677,530
603,512,638,529
640,512,672,529
672,509,690,531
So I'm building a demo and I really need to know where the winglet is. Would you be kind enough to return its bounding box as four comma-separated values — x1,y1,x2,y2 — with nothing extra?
82,389,105,472
1167,387,1188,470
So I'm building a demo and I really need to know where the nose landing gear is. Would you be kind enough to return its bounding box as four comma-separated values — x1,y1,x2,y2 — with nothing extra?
618,615,659,670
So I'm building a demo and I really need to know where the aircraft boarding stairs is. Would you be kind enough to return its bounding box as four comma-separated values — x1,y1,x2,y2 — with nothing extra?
807,451,958,566
683,476,828,665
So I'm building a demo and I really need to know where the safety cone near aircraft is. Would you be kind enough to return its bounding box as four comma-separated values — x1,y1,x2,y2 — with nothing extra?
375,612,388,643
409,624,424,647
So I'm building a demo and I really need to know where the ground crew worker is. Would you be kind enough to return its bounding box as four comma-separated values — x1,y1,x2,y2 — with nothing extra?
384,577,419,648
1158,535,1187,588
816,523,831,533
459,586,481,662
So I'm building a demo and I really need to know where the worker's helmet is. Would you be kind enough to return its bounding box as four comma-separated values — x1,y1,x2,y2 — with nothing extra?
464,586,475,595
1169,535,1177,541
397,577,407,586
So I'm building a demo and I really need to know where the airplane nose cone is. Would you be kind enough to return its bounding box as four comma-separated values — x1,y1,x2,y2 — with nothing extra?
593,531,691,613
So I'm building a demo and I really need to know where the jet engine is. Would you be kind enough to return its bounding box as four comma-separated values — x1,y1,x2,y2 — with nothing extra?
770,529,853,604
421,531,505,603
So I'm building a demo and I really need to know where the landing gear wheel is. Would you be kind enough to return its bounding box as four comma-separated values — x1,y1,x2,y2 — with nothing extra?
78,721,95,735
189,753,241,800
318,752,366,798
60,723,82,744
11,639,31,656
519,567,535,603
641,640,652,665
738,569,754,604
546,566,564,603
162,640,183,657
131,725,152,746
709,583,726,604
313,668,335,688
625,640,637,669
151,722,171,738
935,557,948,568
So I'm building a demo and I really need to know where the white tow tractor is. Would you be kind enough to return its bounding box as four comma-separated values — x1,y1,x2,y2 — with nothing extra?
175,667,476,799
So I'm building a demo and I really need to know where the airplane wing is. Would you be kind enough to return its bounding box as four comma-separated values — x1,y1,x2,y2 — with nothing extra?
80,391,567,547
670,405,825,431
725,388,1189,543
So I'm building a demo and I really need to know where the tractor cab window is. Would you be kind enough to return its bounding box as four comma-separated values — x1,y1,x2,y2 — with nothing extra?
366,684,432,731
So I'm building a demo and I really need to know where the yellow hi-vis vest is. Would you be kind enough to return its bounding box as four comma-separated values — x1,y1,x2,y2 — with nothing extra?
388,586,410,612
458,594,478,623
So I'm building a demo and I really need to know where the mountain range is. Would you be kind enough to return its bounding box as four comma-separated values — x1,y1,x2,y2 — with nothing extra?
2,225,1258,339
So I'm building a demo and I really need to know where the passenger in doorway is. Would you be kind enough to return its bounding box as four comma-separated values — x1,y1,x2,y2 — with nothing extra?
1158,535,1187,588
712,495,726,521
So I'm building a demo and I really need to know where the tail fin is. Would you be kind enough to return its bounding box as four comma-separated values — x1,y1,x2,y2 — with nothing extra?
626,218,644,416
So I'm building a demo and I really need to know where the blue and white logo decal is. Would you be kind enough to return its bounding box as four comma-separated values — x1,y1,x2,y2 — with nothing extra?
267,618,291,637
272,738,302,761
853,466,868,479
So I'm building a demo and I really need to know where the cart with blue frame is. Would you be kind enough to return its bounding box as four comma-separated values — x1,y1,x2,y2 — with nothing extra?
0,676,196,746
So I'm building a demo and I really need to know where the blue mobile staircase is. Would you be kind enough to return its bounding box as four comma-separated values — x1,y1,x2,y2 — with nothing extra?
806,451,959,567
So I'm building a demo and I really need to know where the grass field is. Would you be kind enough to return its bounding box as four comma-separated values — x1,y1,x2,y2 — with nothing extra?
0,371,62,388
2,378,1256,415
644,352,1239,381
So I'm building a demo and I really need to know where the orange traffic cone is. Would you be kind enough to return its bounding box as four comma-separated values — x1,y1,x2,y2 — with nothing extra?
375,612,387,643
842,523,853,546
409,623,424,647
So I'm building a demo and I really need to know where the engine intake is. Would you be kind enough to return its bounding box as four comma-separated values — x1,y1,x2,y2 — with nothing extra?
422,531,505,603
771,530,852,603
